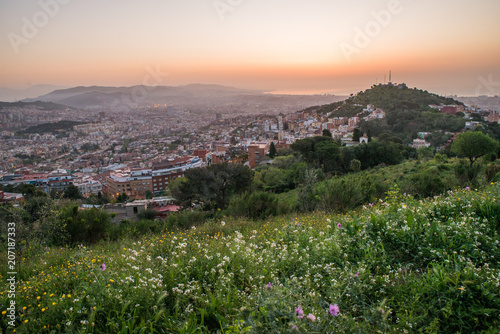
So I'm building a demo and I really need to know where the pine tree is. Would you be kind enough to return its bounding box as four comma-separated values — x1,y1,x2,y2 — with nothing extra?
269,142,277,159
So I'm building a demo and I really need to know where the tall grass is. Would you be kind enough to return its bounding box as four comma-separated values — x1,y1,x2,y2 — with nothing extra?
1,184,500,333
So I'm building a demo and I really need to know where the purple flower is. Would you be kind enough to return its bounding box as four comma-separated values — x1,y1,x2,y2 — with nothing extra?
267,282,272,288
307,313,316,322
100,263,106,271
465,187,470,190
337,223,342,228
369,203,373,207
292,325,297,330
295,306,304,318
355,272,359,277
329,304,339,316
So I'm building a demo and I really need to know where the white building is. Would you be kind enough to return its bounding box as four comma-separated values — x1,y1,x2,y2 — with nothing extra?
412,139,431,149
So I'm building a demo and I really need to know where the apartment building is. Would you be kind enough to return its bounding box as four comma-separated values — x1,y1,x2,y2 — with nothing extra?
74,178,103,197
151,157,203,194
130,169,153,198
248,143,268,169
105,170,132,198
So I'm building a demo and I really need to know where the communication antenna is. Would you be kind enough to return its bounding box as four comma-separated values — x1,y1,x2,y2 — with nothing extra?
389,70,392,84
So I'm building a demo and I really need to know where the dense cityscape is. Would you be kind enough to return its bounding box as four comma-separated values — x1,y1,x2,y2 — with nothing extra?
1,83,499,212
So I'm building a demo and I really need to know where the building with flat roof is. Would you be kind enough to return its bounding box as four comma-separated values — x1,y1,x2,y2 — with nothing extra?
151,157,203,194
248,143,268,169
129,169,152,199
105,170,132,198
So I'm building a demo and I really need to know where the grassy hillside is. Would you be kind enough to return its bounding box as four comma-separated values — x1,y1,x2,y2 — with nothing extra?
1,183,499,333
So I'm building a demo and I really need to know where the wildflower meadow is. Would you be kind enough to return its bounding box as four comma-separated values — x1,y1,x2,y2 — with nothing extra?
1,184,500,333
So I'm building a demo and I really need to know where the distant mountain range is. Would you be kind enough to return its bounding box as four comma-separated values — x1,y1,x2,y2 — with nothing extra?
0,84,345,115
0,85,68,102
2,84,499,112
20,84,266,109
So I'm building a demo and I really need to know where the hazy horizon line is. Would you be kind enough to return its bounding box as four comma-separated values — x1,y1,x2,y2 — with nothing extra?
0,81,498,103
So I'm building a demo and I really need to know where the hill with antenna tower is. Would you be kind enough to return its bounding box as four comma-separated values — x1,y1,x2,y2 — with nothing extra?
305,81,466,141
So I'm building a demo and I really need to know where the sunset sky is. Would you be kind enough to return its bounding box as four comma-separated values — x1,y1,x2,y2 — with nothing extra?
1,0,500,96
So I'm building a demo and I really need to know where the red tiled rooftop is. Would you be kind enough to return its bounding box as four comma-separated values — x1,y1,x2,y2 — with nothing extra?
152,205,180,213
18,174,48,180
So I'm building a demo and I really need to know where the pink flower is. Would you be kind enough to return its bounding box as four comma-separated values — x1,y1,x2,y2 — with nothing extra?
295,306,304,318
307,313,316,322
100,263,106,271
267,282,272,288
292,325,297,330
355,272,359,277
329,304,339,316
337,223,342,228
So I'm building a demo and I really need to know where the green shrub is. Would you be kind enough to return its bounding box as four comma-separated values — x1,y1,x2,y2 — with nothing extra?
165,210,209,229
227,191,288,220
485,164,500,183
350,159,361,172
137,208,158,221
315,173,376,212
399,167,456,199
434,153,447,162
61,206,112,245
109,218,166,240
454,160,483,185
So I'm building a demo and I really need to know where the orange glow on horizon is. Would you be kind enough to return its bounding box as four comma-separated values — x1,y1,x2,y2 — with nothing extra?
1,0,499,96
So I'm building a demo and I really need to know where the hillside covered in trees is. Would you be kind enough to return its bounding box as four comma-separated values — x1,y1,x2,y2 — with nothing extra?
307,84,466,142
19,120,84,135
0,101,70,111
